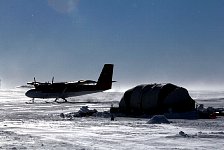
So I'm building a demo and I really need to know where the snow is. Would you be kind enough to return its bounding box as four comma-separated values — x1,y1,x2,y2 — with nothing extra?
147,115,170,124
0,89,224,149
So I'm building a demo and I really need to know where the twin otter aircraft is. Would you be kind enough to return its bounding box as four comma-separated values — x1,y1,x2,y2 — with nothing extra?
25,64,115,103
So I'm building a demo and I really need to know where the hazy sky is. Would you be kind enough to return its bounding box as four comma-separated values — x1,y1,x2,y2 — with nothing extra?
0,0,224,90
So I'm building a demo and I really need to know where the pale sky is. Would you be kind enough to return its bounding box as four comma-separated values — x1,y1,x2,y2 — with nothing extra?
0,0,224,90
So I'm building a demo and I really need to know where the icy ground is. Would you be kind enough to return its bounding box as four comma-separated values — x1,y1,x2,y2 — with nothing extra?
0,89,224,150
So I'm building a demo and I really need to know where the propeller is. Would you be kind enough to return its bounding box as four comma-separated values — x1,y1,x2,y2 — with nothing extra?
52,77,54,84
27,77,40,85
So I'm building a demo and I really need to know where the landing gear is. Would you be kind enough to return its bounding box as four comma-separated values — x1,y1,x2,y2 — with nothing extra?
62,98,68,103
25,98,35,104
54,98,59,102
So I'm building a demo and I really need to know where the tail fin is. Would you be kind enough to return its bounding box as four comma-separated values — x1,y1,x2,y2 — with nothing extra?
97,64,114,90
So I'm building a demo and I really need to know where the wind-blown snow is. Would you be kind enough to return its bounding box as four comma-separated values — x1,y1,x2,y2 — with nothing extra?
0,89,224,149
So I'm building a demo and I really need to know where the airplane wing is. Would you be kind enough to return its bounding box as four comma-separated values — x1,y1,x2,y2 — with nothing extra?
67,80,97,85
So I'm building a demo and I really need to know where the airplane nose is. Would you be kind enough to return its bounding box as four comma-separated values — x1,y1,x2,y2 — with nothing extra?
25,90,35,98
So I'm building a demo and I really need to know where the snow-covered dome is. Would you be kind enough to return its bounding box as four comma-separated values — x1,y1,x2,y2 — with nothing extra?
119,83,195,115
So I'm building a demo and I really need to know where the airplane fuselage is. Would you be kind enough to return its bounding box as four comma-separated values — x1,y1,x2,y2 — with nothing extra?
25,84,105,99
25,89,103,99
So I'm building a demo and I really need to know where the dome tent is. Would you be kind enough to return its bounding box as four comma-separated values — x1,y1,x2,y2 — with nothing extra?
119,83,195,115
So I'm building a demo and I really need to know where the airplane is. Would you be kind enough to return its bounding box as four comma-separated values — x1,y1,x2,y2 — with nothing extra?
25,64,115,103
